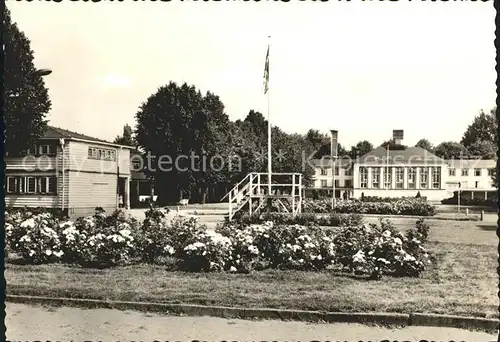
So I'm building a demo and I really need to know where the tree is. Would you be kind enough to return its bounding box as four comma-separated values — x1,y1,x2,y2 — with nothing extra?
4,6,51,156
349,140,374,159
465,140,496,160
433,141,467,160
461,108,497,148
135,82,202,204
114,124,135,146
415,139,434,152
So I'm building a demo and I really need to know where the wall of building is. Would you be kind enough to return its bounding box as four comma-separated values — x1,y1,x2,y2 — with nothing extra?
67,170,118,216
312,165,353,188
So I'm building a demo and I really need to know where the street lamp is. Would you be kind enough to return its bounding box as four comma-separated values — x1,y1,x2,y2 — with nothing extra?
34,68,52,77
330,130,338,210
7,68,52,98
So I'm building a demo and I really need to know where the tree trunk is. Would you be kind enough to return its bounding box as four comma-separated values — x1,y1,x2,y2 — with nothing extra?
201,187,207,204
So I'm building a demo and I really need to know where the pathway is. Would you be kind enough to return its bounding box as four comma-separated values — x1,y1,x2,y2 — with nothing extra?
6,303,497,341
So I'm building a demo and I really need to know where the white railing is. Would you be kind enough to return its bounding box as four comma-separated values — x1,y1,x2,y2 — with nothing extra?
224,172,303,220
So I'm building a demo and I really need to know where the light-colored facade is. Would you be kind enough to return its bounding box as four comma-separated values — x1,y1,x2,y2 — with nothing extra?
5,126,135,217
445,159,496,200
309,158,354,199
351,146,449,201
309,131,496,202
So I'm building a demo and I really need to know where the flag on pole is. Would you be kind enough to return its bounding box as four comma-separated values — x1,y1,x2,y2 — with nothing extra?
263,45,269,94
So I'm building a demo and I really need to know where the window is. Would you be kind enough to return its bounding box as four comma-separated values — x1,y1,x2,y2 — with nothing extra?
88,147,116,161
27,177,36,193
320,180,327,188
420,167,428,189
320,168,327,176
6,177,16,193
431,167,441,189
474,168,481,176
384,167,392,189
461,169,469,176
360,167,368,188
449,168,456,176
344,167,352,176
475,181,479,188
407,167,416,189
18,177,25,193
488,168,495,176
335,167,339,176
395,167,404,189
334,180,339,188
372,167,380,189
345,179,353,188
5,176,57,195
48,177,57,193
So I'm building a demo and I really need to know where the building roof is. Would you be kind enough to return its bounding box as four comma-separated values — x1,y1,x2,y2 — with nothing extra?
310,157,353,168
446,159,496,169
42,126,134,148
358,146,448,165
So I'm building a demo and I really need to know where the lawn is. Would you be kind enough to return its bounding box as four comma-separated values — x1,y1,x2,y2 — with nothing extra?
5,218,497,318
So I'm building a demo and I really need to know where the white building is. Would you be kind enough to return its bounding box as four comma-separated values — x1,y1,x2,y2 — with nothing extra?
309,130,497,202
445,159,496,200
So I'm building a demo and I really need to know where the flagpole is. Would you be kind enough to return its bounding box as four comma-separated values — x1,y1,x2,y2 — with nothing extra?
267,36,272,197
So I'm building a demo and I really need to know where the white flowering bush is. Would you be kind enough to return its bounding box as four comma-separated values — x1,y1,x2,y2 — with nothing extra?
181,229,233,272
13,212,65,264
217,222,337,271
334,218,431,278
5,207,432,278
68,209,138,267
134,208,205,264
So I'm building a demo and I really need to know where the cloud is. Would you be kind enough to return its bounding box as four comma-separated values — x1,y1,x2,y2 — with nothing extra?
97,74,132,88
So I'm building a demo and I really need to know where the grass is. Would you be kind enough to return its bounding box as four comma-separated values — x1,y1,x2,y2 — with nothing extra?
5,218,497,318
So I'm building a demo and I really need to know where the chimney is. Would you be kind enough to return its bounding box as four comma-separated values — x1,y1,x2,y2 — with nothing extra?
330,130,338,158
393,130,404,146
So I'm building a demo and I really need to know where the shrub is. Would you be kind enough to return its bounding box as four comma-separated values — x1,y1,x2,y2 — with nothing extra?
181,229,233,272
13,212,65,264
333,219,431,278
234,212,364,227
59,209,138,268
302,198,436,216
134,207,206,264
441,196,496,208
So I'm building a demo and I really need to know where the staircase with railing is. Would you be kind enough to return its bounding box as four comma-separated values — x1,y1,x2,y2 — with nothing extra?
221,172,303,220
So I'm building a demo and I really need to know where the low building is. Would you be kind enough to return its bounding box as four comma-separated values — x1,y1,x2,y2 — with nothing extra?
307,129,497,202
308,157,354,199
445,159,496,200
5,126,135,217
352,145,448,201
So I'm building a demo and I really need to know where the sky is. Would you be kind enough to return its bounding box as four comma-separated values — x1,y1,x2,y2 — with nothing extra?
8,1,496,148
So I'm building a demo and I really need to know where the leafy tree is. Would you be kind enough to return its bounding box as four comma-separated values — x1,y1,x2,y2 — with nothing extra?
461,108,497,148
135,82,207,204
349,140,374,159
465,140,496,160
415,139,434,152
114,124,135,146
4,6,51,156
433,141,467,160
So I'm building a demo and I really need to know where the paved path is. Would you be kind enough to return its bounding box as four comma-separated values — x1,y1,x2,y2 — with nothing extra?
6,303,497,341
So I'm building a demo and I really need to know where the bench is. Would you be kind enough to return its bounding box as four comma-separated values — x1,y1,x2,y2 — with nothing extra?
179,199,189,206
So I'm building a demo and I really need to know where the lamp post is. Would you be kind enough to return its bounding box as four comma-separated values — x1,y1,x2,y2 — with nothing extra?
6,68,52,98
330,130,338,210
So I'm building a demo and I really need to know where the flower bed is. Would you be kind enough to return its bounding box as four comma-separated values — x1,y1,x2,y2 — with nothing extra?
441,197,496,208
359,195,428,203
5,207,432,278
302,198,436,216
234,212,364,227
